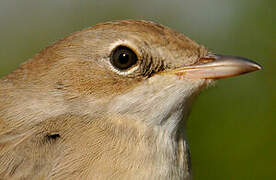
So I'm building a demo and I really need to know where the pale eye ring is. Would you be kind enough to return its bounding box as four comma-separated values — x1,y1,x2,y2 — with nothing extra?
110,46,138,71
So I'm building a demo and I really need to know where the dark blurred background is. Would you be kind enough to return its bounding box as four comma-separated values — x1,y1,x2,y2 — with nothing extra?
0,0,275,179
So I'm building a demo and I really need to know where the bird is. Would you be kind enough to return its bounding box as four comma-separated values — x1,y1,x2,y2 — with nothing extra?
0,20,262,180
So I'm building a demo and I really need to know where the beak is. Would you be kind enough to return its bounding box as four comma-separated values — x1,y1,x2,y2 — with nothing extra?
168,54,263,79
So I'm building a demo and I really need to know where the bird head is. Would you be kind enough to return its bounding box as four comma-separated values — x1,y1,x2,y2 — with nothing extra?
5,20,261,137
0,20,262,179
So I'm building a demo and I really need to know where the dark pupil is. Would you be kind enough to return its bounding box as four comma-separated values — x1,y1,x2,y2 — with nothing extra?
111,46,138,70
118,52,130,65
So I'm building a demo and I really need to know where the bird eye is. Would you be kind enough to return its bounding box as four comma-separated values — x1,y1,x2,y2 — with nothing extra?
110,46,138,70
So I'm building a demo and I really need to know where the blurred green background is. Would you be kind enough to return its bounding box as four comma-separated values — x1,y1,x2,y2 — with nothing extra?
0,0,275,179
